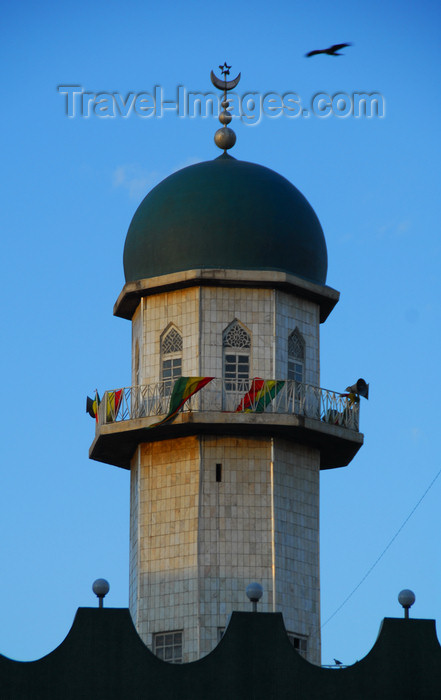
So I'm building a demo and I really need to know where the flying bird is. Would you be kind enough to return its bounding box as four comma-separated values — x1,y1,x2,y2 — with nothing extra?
305,43,352,58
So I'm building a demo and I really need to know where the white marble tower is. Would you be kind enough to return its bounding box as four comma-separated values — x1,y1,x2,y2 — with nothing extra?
89,76,363,664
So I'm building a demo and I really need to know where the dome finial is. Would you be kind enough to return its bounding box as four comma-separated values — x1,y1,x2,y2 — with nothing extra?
210,64,241,153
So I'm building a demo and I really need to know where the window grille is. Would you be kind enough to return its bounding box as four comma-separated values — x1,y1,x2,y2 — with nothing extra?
223,323,251,349
161,327,182,391
162,327,183,354
288,328,305,383
153,631,183,663
222,321,251,392
134,340,140,386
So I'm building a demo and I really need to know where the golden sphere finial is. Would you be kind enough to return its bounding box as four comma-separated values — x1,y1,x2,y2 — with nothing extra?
214,127,236,151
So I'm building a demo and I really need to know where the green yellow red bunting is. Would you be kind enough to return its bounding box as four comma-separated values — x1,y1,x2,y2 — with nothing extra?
236,378,285,413
151,377,214,427
106,389,123,421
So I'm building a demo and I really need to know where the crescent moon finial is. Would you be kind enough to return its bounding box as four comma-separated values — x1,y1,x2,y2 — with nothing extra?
211,64,240,154
210,68,241,92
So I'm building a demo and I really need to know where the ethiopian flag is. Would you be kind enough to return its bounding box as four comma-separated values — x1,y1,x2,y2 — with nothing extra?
106,389,123,422
152,377,214,427
236,378,285,413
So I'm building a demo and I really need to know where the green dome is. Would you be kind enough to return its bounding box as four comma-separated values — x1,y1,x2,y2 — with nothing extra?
123,154,328,285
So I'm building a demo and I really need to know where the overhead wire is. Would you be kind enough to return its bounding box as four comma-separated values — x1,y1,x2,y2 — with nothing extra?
321,465,441,629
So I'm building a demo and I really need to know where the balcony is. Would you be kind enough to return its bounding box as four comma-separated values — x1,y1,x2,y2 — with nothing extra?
97,379,359,428
89,379,363,470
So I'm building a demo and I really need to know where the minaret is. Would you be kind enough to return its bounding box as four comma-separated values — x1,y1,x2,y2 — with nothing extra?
89,67,363,665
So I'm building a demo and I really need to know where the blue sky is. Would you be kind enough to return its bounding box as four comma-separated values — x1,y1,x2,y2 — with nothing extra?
1,0,440,667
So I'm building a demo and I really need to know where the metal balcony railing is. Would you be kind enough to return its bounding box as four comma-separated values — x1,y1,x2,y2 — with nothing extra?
96,379,360,431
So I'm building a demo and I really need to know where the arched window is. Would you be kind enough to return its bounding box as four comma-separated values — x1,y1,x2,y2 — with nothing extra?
133,339,144,418
223,320,251,392
161,326,182,391
288,328,305,383
134,339,140,386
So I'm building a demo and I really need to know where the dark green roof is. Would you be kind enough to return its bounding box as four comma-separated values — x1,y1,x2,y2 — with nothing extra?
1,610,441,698
123,154,328,285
